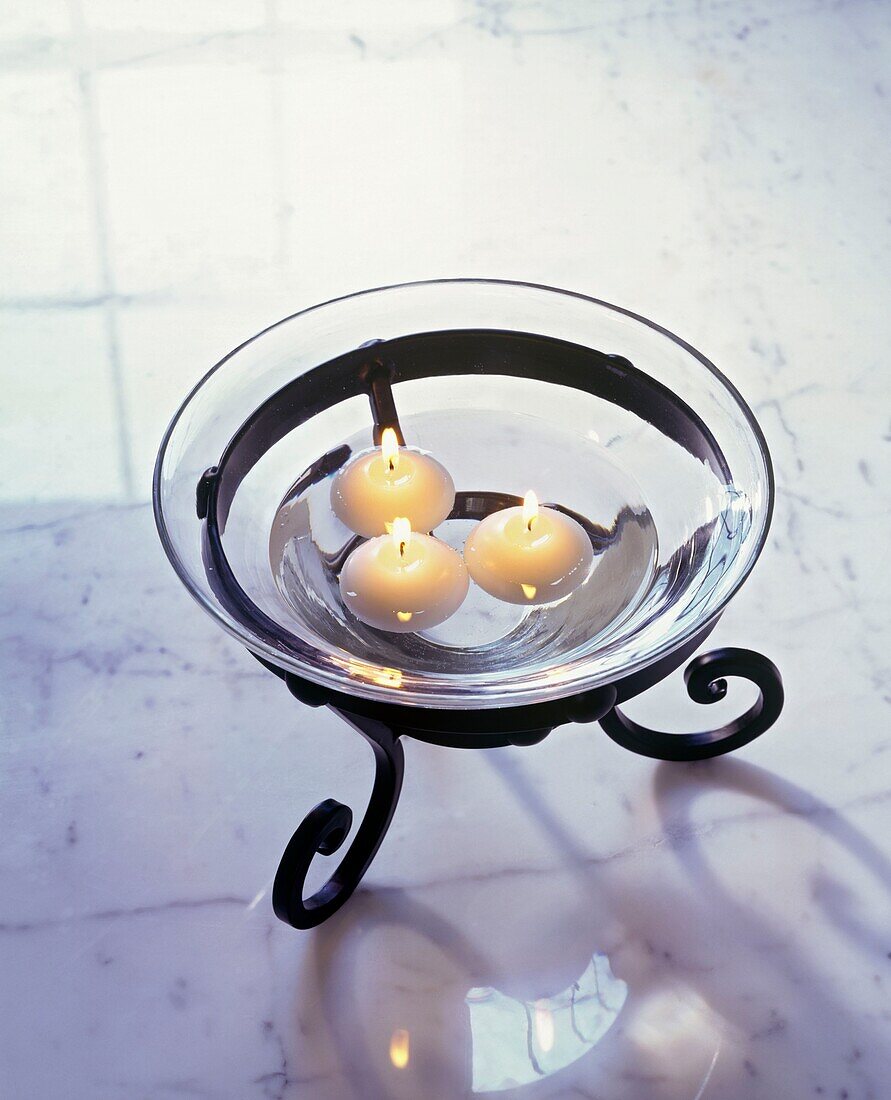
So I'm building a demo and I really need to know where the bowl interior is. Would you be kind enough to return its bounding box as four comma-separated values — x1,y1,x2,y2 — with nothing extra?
154,281,772,709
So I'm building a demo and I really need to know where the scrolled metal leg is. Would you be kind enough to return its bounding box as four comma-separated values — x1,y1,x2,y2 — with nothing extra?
599,647,784,761
272,712,404,929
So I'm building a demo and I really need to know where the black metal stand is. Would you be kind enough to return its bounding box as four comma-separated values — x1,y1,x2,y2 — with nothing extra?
272,713,404,929
600,647,784,762
187,329,784,930
265,642,783,930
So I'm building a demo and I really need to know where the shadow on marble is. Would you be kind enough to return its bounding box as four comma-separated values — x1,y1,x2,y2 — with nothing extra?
654,757,891,942
282,753,891,1098
301,885,634,1100
294,868,731,1098
310,889,490,1098
653,760,891,1072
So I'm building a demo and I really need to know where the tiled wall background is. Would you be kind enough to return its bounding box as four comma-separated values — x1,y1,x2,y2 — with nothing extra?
2,1,469,501
4,0,889,509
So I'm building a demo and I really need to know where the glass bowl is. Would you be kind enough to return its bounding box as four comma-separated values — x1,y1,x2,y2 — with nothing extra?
153,280,773,710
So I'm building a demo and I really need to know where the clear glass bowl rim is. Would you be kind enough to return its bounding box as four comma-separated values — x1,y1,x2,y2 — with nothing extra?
153,277,775,709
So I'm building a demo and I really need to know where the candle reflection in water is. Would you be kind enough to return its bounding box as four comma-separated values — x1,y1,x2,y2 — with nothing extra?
464,953,627,1093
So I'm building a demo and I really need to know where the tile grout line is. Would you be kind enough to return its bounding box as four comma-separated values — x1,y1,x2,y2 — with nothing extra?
265,0,292,273
68,0,136,501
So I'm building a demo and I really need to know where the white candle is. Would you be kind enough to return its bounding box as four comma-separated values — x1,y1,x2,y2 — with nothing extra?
331,428,455,537
340,518,468,633
464,491,594,605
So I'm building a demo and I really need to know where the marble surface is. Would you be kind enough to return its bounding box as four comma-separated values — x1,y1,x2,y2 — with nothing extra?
2,1,890,1097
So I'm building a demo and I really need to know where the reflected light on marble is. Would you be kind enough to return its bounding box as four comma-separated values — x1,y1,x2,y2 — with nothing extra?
464,953,627,1093
533,999,555,1053
625,986,730,1100
389,1028,410,1070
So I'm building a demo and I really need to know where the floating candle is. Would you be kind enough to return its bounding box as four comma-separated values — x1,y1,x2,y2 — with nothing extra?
464,491,594,605
339,518,468,633
331,428,455,537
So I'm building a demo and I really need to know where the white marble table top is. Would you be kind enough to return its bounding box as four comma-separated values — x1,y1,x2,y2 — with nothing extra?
1,1,890,1097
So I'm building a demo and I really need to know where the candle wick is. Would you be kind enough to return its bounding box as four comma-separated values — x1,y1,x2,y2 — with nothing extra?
527,516,536,533
388,457,395,473
399,540,406,558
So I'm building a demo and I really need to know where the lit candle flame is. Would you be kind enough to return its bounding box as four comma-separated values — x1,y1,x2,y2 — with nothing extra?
523,490,539,532
389,1028,410,1069
381,427,400,473
391,516,411,558
396,611,413,623
521,583,537,600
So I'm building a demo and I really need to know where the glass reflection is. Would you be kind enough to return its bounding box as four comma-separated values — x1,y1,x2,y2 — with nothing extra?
465,953,627,1092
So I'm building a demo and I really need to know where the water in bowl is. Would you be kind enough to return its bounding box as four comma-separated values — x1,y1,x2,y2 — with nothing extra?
269,410,660,676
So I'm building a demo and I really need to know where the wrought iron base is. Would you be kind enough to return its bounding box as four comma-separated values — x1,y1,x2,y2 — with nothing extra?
263,641,784,930
600,648,784,761
272,713,404,929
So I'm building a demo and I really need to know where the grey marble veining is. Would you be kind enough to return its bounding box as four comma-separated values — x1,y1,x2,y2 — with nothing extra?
1,1,890,1097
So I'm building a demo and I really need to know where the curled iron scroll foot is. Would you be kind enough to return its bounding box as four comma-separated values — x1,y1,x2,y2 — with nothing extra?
599,647,784,762
272,714,404,929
